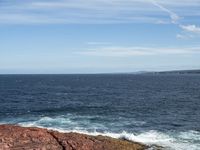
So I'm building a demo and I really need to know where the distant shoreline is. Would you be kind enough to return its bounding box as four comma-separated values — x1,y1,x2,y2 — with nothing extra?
144,69,200,75
0,69,200,75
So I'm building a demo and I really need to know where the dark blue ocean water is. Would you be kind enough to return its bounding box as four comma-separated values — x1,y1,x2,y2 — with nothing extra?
0,74,200,149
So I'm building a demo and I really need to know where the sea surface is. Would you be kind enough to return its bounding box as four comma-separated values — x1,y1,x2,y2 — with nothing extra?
0,74,200,150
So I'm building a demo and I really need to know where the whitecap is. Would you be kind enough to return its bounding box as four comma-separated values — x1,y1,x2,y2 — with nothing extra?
15,116,200,150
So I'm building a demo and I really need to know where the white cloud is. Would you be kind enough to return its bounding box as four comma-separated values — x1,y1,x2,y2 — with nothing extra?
176,24,200,39
77,46,200,57
180,25,200,34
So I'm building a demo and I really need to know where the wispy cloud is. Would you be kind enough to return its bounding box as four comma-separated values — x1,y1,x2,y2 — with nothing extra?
77,46,200,57
151,0,180,24
86,42,112,45
0,0,157,24
176,34,193,39
0,0,199,24
150,0,200,39
0,0,200,40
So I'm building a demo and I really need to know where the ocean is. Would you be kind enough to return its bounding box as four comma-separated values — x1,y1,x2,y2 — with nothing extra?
0,74,200,150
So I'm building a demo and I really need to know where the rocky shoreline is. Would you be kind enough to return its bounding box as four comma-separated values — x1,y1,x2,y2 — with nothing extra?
0,124,148,150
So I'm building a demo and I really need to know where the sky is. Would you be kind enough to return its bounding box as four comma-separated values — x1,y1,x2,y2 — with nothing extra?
0,0,200,74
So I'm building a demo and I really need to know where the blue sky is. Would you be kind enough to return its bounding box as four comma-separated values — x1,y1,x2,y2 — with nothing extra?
0,0,200,73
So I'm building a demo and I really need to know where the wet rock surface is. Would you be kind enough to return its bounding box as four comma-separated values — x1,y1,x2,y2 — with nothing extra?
0,124,147,150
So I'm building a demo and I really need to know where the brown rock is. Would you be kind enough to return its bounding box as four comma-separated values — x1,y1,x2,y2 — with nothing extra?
0,124,147,150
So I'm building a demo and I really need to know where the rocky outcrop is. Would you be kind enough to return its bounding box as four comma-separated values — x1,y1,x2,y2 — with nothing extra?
0,124,147,150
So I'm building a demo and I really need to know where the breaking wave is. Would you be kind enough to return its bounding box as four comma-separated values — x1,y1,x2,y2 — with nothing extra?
15,116,200,150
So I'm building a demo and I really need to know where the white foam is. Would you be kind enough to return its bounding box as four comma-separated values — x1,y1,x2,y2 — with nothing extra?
17,116,200,150
178,130,200,141
19,123,200,150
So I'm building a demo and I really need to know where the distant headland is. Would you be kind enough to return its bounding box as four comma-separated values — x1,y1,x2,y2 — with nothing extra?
142,69,200,75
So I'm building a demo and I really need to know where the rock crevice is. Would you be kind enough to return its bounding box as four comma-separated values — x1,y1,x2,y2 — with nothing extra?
47,131,66,150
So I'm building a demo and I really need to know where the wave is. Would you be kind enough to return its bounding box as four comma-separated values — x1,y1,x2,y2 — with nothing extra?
17,115,146,131
15,116,200,150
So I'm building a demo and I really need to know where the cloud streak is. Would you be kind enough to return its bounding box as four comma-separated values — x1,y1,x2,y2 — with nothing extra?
151,0,180,23
150,0,200,38
86,42,112,45
0,0,199,39
77,46,200,57
0,0,199,24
